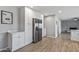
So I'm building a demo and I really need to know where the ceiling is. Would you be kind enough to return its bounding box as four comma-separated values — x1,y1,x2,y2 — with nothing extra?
31,6,79,20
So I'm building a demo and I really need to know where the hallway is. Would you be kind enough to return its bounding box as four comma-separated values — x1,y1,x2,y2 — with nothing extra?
16,33,79,52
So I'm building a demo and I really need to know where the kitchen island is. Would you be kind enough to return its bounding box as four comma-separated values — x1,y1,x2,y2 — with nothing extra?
71,30,79,41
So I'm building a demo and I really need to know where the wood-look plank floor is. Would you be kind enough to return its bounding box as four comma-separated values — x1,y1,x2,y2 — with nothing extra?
16,33,79,52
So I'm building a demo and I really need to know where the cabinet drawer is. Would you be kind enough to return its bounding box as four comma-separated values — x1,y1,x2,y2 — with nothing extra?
12,38,20,51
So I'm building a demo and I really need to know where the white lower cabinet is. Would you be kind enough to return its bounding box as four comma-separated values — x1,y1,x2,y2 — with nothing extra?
71,30,79,41
8,32,25,52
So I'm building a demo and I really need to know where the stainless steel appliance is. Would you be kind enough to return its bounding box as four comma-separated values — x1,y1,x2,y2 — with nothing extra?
32,18,42,43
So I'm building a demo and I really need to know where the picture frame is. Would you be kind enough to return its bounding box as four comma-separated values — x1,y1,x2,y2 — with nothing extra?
1,10,13,24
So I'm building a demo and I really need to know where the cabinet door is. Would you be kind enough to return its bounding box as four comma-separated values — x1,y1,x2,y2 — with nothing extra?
27,9,33,44
28,24,32,42
18,33,25,47
24,24,32,45
25,23,30,45
12,36,20,51
12,33,25,51
25,7,32,45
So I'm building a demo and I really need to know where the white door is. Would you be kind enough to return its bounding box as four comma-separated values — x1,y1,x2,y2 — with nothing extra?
45,18,52,37
45,16,55,37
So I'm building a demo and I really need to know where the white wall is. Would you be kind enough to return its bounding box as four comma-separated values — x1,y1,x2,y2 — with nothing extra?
59,20,61,34
55,16,61,38
25,7,43,45
0,6,20,49
18,7,25,32
41,15,46,37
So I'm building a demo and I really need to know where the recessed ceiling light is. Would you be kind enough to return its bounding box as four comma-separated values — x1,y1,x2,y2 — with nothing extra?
58,10,62,14
74,18,78,21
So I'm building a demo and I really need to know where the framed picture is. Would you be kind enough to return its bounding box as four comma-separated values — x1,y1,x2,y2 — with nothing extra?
1,10,13,24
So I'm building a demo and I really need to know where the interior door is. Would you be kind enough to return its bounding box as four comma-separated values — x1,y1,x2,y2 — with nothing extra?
45,16,55,37
45,18,52,37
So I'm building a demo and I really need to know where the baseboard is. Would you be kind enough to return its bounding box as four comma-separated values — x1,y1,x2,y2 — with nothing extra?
14,42,33,52
0,47,8,51
42,36,47,38
46,36,56,38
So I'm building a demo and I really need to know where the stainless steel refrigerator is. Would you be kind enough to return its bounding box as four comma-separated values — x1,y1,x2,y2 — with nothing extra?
32,18,42,43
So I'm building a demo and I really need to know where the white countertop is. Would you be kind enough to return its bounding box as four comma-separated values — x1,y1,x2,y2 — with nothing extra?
71,30,79,32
